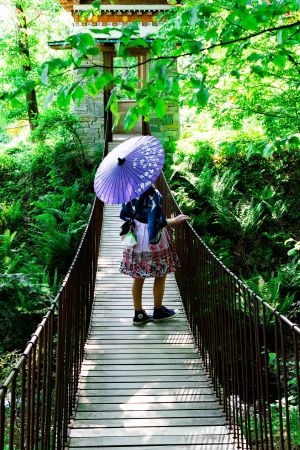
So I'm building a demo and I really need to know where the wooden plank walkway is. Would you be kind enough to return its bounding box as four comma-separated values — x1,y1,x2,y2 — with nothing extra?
68,201,237,449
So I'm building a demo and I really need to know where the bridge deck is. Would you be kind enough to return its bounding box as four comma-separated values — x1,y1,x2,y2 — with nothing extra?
68,201,237,449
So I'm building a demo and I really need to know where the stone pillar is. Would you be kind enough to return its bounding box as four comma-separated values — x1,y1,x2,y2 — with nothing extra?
150,102,180,144
73,52,105,152
149,63,180,144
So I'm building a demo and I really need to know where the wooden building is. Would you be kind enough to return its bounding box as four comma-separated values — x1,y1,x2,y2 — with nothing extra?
50,1,180,149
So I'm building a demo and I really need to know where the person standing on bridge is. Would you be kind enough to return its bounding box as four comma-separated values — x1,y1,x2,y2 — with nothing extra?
94,135,189,326
119,185,189,325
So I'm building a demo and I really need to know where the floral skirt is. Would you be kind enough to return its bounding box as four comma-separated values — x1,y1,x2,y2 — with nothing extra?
119,220,180,278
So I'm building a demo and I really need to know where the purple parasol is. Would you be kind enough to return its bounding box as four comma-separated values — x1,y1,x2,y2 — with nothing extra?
94,136,165,204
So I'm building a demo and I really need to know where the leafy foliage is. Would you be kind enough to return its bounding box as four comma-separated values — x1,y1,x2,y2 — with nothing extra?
0,3,299,437
169,135,300,321
0,110,97,354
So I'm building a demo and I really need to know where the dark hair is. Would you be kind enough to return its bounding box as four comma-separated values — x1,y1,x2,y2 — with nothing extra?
141,185,155,199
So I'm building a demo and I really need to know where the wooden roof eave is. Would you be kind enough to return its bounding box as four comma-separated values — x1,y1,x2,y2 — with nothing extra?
48,38,152,51
72,4,174,11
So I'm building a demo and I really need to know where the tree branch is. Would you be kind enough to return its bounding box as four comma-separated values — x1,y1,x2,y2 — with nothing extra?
245,108,297,120
79,19,300,70
287,54,300,76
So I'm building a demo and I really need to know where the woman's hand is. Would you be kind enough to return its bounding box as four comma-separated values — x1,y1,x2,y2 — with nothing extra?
174,214,190,224
167,214,190,226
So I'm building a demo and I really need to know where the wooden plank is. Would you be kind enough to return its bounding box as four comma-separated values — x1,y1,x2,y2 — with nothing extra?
74,409,224,420
72,417,226,428
86,339,194,344
79,369,206,377
80,364,204,371
89,318,187,324
84,347,196,354
88,332,189,337
69,425,230,437
87,330,191,336
79,375,209,382
78,381,212,389
85,341,196,354
89,324,189,330
89,328,189,333
78,388,215,397
76,402,221,412
82,357,201,363
69,445,236,450
90,314,186,320
87,335,192,341
92,301,182,305
77,394,218,404
90,313,184,318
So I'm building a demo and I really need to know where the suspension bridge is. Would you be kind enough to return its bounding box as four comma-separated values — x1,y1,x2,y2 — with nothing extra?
0,135,299,449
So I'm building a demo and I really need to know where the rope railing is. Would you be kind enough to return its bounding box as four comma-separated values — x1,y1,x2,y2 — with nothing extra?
0,198,103,450
157,173,300,450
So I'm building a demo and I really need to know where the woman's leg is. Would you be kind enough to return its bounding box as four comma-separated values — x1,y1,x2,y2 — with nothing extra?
153,274,167,309
153,274,177,321
132,277,145,311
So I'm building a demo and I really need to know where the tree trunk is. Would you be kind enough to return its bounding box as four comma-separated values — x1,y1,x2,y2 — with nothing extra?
16,2,39,130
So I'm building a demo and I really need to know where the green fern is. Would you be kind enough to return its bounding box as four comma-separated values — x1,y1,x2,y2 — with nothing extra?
212,169,239,198
34,228,73,271
3,201,23,227
0,229,22,274
210,169,241,232
193,209,213,232
234,199,265,235
195,163,214,197
245,273,295,326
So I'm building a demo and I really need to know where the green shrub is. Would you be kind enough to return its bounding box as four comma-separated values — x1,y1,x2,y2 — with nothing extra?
0,108,98,354
0,272,52,353
168,137,300,320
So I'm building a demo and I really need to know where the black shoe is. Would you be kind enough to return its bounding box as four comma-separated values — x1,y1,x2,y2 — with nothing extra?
153,306,178,322
133,310,153,326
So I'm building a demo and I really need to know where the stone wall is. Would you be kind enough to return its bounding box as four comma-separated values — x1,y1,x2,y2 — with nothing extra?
73,52,105,152
150,103,179,144
150,63,180,144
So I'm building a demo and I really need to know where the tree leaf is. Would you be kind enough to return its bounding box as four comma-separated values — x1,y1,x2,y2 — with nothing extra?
262,143,273,158
67,33,95,54
85,47,100,56
123,108,139,130
41,65,49,86
230,70,240,79
94,72,114,91
72,85,85,105
273,54,286,68
247,52,263,62
196,87,209,107
154,98,166,119
251,65,265,77
288,135,300,146
241,15,258,31
86,83,98,96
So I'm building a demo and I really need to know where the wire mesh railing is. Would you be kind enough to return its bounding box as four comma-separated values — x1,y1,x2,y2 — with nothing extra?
0,198,103,450
157,173,300,450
